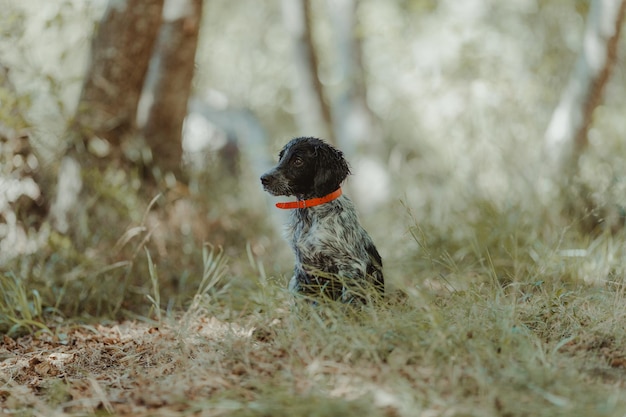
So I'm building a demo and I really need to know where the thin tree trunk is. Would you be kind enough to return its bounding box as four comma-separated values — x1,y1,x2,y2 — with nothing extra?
544,0,626,232
544,0,626,180
141,0,203,183
327,0,379,154
74,0,164,148
324,0,389,209
282,0,335,144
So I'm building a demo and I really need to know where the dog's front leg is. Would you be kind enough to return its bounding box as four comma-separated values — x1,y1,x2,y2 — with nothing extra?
335,261,370,304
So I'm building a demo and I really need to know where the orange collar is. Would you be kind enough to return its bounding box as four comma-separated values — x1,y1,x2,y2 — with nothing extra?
276,188,342,209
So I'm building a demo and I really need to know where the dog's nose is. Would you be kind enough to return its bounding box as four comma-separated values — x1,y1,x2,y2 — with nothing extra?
260,174,270,186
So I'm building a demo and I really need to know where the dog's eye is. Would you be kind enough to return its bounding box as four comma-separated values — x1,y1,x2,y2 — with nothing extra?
292,157,303,167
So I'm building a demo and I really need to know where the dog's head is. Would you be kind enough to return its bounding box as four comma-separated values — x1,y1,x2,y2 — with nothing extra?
260,137,350,199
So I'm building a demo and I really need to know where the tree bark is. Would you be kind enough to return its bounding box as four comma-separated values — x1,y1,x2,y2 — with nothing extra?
74,0,164,148
544,0,626,232
141,0,203,183
53,0,163,235
544,0,626,180
327,0,379,154
282,0,335,144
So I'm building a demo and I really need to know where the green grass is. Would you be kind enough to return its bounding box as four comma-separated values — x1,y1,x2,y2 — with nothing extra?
3,161,626,416
0,272,50,336
4,197,626,416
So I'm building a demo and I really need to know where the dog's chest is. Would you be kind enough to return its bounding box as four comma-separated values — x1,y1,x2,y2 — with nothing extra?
289,210,322,249
288,208,342,256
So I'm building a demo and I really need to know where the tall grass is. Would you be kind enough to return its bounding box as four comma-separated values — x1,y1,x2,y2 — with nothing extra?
4,192,626,416
0,272,51,336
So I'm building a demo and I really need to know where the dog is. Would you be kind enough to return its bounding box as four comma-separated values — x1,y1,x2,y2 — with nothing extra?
260,137,384,303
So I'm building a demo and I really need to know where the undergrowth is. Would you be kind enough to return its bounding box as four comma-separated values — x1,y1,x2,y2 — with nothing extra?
3,160,626,416
0,158,273,329
3,193,626,416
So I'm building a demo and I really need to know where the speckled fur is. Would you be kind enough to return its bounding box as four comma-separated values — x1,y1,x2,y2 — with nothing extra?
261,137,384,302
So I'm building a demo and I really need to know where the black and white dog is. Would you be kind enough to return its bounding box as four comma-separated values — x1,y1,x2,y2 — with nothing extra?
261,137,384,303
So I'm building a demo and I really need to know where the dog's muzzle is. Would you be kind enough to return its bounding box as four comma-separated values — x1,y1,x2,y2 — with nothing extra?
260,169,288,196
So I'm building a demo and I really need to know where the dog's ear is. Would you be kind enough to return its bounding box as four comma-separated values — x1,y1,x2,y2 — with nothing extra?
312,143,350,196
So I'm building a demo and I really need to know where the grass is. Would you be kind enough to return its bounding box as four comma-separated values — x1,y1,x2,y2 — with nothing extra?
0,272,50,336
2,119,626,415
3,195,626,416
3,274,626,416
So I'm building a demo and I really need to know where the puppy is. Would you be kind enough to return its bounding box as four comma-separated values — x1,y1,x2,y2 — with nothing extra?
261,137,383,303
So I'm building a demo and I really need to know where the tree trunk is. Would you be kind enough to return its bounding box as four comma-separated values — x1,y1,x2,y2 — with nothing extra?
327,0,380,152
282,0,335,144
52,0,163,234
325,0,389,209
544,0,626,180
141,0,203,184
544,0,626,232
74,0,164,149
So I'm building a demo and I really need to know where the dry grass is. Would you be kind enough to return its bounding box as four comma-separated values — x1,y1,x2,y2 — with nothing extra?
3,215,626,416
3,141,626,416
2,289,626,416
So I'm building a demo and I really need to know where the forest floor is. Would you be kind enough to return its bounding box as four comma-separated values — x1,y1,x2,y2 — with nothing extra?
2,278,626,417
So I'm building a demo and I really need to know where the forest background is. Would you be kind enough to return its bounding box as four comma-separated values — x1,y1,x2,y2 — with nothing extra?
1,0,626,416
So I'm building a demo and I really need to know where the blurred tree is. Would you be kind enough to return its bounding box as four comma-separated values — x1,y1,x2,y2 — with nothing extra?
51,0,164,234
328,0,380,153
141,0,203,184
73,0,164,149
544,0,626,231
325,0,390,208
282,0,335,143
545,0,625,175
52,0,203,235
0,64,46,258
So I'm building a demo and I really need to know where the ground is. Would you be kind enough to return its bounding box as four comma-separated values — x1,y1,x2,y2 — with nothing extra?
2,279,626,417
